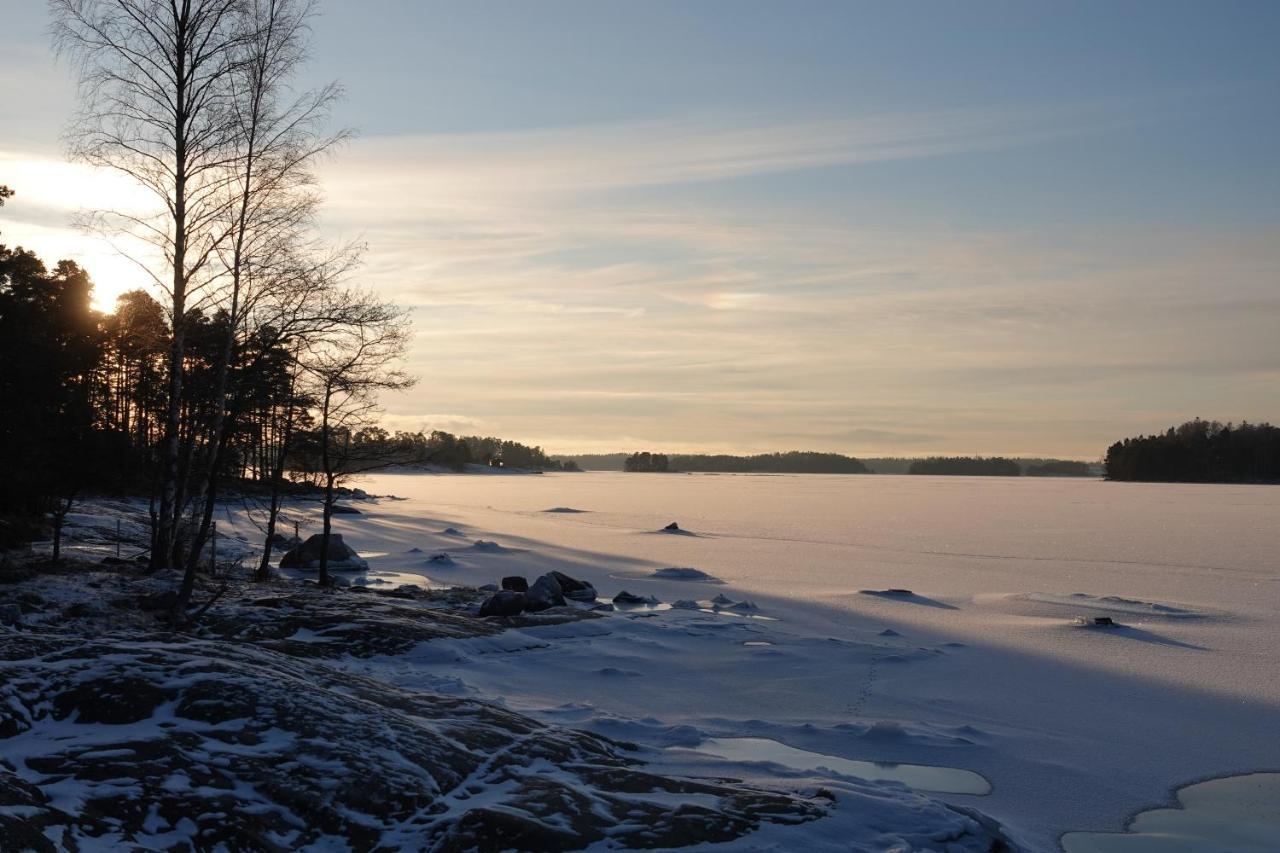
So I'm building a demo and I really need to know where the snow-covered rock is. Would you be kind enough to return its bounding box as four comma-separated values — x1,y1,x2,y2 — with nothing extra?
278,533,369,571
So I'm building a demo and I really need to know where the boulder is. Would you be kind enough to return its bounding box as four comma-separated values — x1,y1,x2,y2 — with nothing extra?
613,590,658,606
279,533,369,571
663,522,680,531
479,591,526,617
524,574,566,612
501,575,529,592
550,571,596,601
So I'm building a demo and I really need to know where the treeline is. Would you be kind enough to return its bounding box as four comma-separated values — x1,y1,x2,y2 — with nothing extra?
624,452,670,472
618,451,869,473
1024,460,1092,477
1,1,413,602
1105,420,1280,483
907,457,1022,476
336,429,577,471
567,452,1092,475
672,451,869,474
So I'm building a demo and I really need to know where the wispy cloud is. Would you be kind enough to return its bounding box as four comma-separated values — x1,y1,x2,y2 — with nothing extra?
7,102,1277,457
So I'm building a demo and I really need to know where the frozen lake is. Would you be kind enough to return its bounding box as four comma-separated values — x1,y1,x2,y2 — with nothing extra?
351,471,1280,848
363,471,1276,613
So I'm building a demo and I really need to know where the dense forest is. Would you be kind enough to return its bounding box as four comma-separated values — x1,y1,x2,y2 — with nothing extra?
907,457,1022,476
1105,420,1280,483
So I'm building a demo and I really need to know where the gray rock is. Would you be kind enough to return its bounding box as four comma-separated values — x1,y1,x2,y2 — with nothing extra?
279,533,369,571
550,570,596,601
613,590,658,606
525,574,566,612
501,575,529,592
479,590,526,617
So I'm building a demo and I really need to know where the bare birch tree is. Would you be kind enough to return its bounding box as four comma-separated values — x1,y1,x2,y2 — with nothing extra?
176,0,347,603
52,0,245,571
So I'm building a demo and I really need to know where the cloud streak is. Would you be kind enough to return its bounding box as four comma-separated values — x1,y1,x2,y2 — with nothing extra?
7,102,1277,457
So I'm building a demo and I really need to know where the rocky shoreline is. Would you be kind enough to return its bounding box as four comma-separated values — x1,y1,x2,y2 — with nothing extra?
0,562,843,851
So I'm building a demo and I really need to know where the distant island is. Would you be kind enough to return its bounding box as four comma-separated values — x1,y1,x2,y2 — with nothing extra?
568,452,1095,476
620,451,869,474
1105,419,1280,483
907,457,1022,476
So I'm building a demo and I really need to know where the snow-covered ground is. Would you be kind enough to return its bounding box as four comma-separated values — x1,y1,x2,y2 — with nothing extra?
28,472,1280,851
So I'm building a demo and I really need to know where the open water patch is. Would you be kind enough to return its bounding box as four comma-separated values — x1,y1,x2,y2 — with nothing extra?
685,737,990,795
1061,772,1280,853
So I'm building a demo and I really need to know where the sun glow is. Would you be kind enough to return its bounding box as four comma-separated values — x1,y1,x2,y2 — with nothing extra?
0,149,164,312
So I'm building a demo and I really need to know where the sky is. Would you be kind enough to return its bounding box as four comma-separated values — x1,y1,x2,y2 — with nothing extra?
2,1,1278,458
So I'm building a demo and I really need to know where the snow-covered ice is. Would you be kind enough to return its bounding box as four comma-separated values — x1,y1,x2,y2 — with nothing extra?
27,471,1280,850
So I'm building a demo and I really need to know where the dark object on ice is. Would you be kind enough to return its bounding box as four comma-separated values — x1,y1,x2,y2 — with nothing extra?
525,574,566,612
406,547,424,554
550,570,596,601
329,504,362,515
1093,616,1116,627
480,590,526,617
441,527,465,536
501,575,529,592
613,590,657,606
664,522,680,531
0,603,20,625
279,534,369,571
859,588,957,610
428,553,454,565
